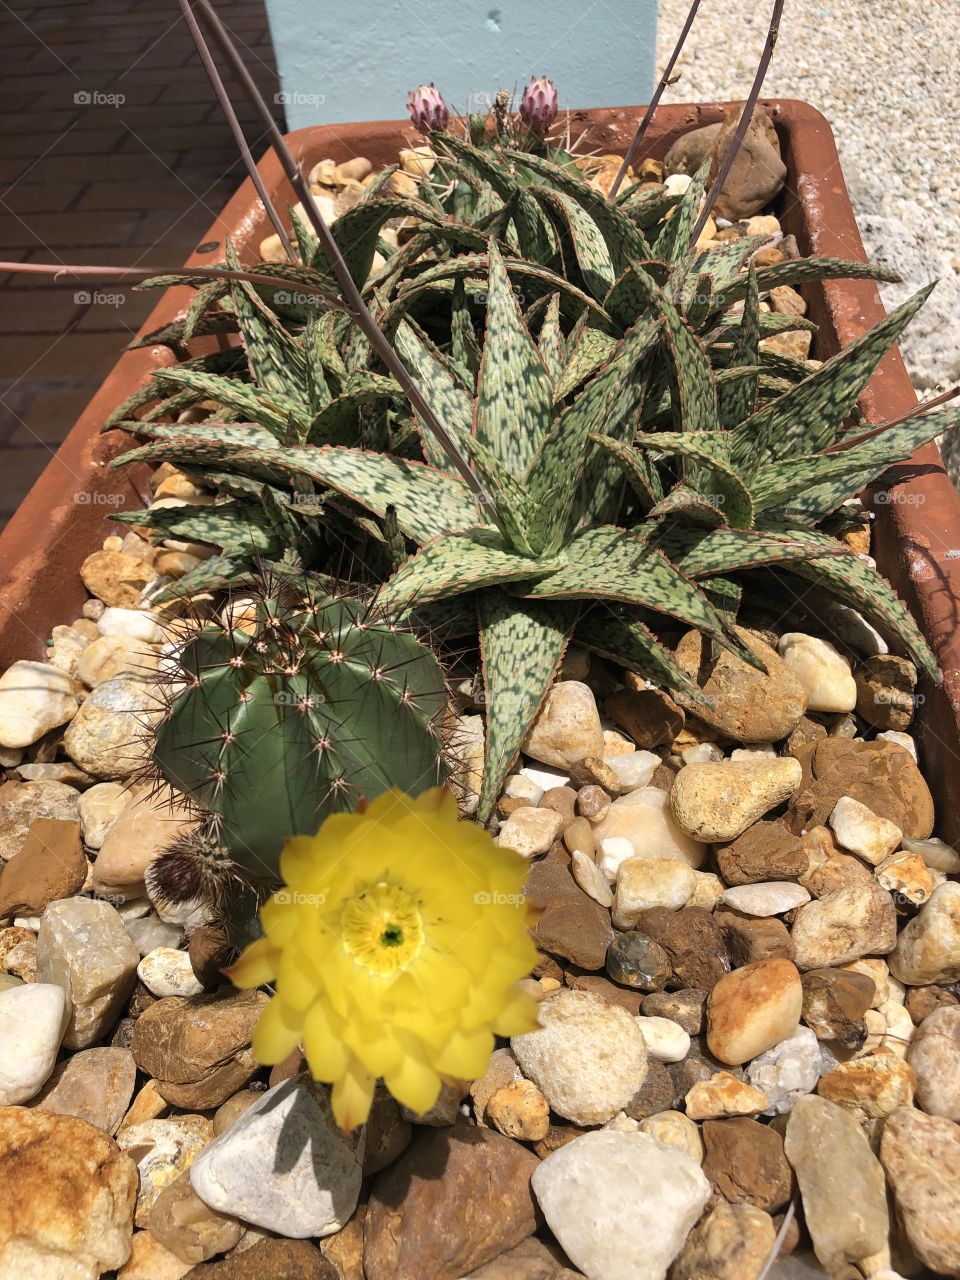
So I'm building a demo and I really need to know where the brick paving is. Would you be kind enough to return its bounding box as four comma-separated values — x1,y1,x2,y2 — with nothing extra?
0,0,282,526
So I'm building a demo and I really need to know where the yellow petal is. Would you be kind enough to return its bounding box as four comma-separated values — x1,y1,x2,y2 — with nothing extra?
303,1000,349,1081
330,1058,377,1131
223,937,277,989
250,996,302,1065
383,1052,442,1118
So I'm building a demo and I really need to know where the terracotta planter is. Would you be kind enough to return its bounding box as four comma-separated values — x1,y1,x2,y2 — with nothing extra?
2,101,959,838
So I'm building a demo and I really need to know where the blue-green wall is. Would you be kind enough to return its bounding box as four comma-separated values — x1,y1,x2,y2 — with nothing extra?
264,0,658,129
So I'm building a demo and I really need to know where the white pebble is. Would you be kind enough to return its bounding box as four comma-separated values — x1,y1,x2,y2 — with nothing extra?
571,850,613,908
876,730,917,761
598,836,636,883
720,882,811,916
0,983,67,1105
681,743,723,765
901,834,960,874
137,947,203,997
520,763,571,793
503,773,543,804
778,632,857,712
98,607,163,644
635,1016,691,1063
829,796,902,865
0,661,78,749
664,173,693,196
605,750,660,792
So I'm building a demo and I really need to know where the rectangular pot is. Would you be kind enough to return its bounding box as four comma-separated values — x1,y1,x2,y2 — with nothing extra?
2,101,959,837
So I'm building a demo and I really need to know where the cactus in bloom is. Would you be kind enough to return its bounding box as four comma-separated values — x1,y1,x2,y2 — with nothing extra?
407,82,449,134
151,578,451,885
519,76,558,135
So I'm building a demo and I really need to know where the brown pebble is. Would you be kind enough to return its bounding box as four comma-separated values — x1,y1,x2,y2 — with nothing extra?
498,795,533,818
905,984,959,1025
533,1122,586,1158
540,786,577,825
577,785,611,822
569,756,623,792
642,988,706,1034
715,910,796,966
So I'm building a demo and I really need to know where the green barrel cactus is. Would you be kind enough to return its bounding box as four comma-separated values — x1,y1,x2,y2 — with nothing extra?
153,580,450,884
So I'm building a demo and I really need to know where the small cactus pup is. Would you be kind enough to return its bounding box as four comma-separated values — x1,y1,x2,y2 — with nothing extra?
407,82,449,134
519,75,558,137
151,577,452,886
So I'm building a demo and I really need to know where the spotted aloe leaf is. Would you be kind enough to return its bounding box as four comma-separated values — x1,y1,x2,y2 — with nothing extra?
616,183,682,227
537,292,564,385
305,374,399,447
554,323,617,402
117,500,281,556
459,434,535,556
597,431,753,530
478,591,575,821
122,421,281,450
773,528,939,680
586,433,662,509
731,283,937,471
628,266,719,436
395,320,473,468
180,279,231,343
653,159,710,265
518,524,757,667
315,195,442,285
527,312,662,555
475,241,553,477
148,554,254,605
574,607,705,701
389,253,607,328
533,186,616,301
700,575,743,628
433,134,556,262
451,278,482,383
719,267,760,428
648,484,726,528
225,242,307,401
654,524,842,578
503,148,653,267
775,404,960,521
682,239,762,308
152,367,306,439
377,530,555,612
117,440,478,543
711,256,901,312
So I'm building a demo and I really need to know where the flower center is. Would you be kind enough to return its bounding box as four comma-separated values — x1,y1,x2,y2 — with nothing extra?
339,881,424,975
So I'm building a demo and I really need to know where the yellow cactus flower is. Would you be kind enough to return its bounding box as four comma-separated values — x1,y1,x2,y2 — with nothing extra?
226,787,539,1130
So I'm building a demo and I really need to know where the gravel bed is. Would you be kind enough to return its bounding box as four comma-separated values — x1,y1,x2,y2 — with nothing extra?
656,0,960,474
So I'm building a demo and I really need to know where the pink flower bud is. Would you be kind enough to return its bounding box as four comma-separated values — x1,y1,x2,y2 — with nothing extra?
520,76,558,135
407,83,449,134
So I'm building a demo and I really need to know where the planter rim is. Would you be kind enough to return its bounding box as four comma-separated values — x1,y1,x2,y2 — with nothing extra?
2,99,959,839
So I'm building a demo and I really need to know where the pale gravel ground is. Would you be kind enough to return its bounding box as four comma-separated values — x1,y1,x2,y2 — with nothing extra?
655,0,960,470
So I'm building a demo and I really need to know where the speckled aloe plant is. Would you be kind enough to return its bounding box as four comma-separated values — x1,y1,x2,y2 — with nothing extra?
115,213,960,819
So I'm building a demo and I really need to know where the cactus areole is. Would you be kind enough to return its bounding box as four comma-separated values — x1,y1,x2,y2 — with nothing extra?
152,588,450,883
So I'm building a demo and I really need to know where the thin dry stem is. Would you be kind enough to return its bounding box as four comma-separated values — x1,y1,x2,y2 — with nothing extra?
690,0,787,244
608,0,704,200
178,0,294,261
